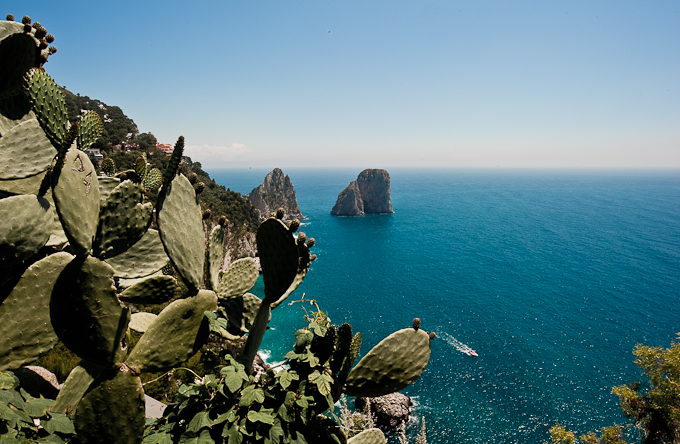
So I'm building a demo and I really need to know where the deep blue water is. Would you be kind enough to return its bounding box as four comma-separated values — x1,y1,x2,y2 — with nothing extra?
209,168,680,443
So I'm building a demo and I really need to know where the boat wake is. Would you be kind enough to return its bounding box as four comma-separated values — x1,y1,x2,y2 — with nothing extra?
439,331,478,357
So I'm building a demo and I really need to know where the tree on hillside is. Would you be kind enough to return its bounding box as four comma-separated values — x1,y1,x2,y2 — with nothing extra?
548,336,680,444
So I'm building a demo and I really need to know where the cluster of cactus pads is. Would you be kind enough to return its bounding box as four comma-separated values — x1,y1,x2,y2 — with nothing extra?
0,14,433,444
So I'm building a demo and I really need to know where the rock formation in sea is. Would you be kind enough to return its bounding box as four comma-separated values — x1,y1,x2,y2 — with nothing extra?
331,169,393,216
355,393,413,429
248,168,304,222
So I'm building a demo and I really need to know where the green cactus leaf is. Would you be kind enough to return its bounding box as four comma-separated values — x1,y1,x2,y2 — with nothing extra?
77,110,102,151
51,256,130,366
0,93,33,137
161,136,183,190
0,118,56,179
256,218,299,304
98,176,120,204
0,252,72,372
51,361,104,414
0,27,39,98
104,228,169,279
156,173,204,292
51,148,100,256
347,428,386,444
134,153,147,179
93,180,152,259
223,292,266,335
142,167,162,192
0,20,25,41
217,257,258,301
74,366,145,444
0,161,45,196
0,194,53,268
207,224,226,291
125,290,217,374
344,328,431,398
119,275,177,305
26,68,69,149
129,312,158,333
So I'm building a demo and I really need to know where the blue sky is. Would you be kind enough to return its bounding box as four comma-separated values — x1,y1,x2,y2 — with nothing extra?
6,1,679,168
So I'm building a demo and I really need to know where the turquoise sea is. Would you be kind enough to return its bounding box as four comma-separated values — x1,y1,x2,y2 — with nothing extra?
209,168,680,444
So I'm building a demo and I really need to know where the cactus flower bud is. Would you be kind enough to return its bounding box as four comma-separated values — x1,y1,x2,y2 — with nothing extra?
187,172,198,184
311,254,317,261
202,209,211,220
45,34,54,43
195,182,205,195
413,318,421,330
276,208,285,220
297,232,307,245
32,21,41,28
306,237,315,248
48,46,57,55
24,23,32,32
6,14,14,21
218,215,228,227
429,332,436,340
22,16,31,25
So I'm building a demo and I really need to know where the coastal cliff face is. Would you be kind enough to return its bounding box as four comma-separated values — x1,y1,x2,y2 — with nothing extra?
248,168,304,222
331,169,393,216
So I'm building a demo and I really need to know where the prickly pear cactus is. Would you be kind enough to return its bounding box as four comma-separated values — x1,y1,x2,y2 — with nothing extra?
125,290,217,374
51,148,100,256
344,327,432,397
0,252,72,371
156,172,205,292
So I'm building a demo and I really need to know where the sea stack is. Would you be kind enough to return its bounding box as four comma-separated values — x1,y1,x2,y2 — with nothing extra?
331,169,393,216
248,168,304,221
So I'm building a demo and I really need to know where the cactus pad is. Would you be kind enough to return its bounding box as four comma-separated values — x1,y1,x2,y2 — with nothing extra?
207,224,226,291
51,256,130,366
93,180,152,259
0,26,39,98
76,110,102,151
217,257,259,301
344,328,431,397
224,292,265,335
129,312,158,333
347,428,386,444
125,290,217,374
119,275,177,305
0,118,56,179
156,173,204,292
74,366,145,444
25,68,69,149
256,217,299,304
97,176,120,203
104,228,169,279
0,194,53,267
51,361,104,414
142,167,161,192
51,148,100,256
0,252,72,372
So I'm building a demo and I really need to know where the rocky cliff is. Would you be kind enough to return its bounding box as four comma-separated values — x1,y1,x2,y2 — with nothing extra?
248,168,304,222
331,169,393,216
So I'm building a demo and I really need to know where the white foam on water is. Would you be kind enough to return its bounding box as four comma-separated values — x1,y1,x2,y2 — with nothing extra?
438,331,477,356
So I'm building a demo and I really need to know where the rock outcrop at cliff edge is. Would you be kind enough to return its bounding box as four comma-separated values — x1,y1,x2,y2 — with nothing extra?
331,169,393,216
248,168,304,222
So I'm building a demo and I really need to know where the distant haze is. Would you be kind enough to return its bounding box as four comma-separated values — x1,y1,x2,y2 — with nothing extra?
8,1,680,168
